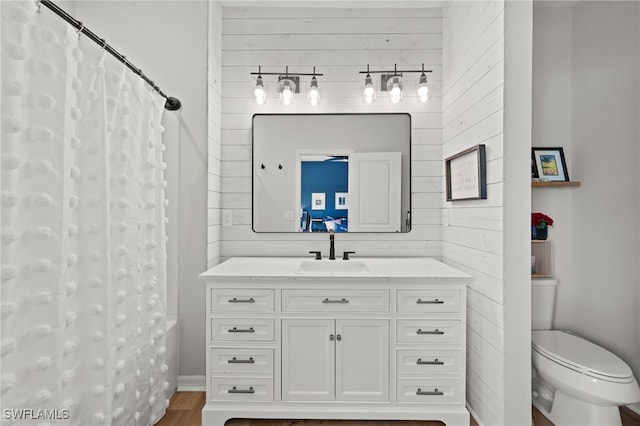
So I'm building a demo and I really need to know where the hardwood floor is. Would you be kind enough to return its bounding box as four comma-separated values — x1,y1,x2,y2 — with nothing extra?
155,392,205,426
156,392,640,426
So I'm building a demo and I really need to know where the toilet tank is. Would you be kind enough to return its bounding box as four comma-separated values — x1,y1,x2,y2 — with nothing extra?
531,279,557,330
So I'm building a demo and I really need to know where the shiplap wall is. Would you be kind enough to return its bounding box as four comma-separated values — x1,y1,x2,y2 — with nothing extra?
208,2,223,268
442,2,507,425
213,7,443,259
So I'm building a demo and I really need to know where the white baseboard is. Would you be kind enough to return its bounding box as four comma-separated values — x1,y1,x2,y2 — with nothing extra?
177,375,206,392
627,403,640,416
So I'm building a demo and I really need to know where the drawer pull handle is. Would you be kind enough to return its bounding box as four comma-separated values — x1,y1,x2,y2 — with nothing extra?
417,328,444,335
228,297,255,303
416,387,443,396
417,358,444,365
322,298,349,304
228,327,255,333
228,357,255,364
416,298,444,304
228,386,255,394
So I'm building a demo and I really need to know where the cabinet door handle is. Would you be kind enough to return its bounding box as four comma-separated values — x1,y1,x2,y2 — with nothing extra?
322,298,349,304
336,334,342,341
416,387,443,396
416,298,444,304
228,327,255,333
228,386,255,394
416,358,444,365
416,328,444,335
228,357,255,364
228,297,255,303
329,334,335,341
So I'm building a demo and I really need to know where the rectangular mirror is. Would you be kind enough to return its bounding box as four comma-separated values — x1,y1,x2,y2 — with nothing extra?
252,113,411,232
252,113,411,233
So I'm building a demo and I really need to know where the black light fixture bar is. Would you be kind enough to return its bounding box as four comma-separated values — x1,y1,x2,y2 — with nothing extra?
359,63,433,75
251,65,323,77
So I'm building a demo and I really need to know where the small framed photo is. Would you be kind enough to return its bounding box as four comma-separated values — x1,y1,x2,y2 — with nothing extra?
311,192,325,210
445,144,487,201
335,192,348,210
532,147,570,182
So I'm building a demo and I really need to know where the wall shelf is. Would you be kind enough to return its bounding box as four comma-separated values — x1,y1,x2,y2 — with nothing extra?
532,181,581,188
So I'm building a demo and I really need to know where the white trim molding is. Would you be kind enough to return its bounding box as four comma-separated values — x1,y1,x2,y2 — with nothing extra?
177,375,206,392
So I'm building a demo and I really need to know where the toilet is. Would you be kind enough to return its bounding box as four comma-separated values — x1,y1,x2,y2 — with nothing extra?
531,279,640,426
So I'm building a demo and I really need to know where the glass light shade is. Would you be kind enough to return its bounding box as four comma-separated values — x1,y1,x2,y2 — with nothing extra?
362,74,376,104
254,76,266,105
387,75,403,104
417,73,429,103
307,77,320,106
278,78,295,106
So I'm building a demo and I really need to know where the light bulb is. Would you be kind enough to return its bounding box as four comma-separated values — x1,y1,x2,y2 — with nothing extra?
390,83,402,104
362,74,376,104
281,86,293,105
254,76,266,105
307,77,320,106
417,72,429,103
278,78,295,106
386,75,403,104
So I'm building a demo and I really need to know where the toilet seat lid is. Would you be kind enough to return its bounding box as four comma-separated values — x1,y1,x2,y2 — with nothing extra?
532,330,632,380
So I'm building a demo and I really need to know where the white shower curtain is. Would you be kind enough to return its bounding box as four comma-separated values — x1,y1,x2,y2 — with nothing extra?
1,1,169,424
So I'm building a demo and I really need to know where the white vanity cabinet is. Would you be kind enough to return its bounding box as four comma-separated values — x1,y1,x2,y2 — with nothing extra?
200,257,471,426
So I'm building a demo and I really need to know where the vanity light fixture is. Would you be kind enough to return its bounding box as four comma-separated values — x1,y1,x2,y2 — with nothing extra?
359,63,432,104
251,66,323,106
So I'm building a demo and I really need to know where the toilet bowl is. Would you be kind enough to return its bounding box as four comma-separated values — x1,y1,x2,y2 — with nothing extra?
532,330,640,426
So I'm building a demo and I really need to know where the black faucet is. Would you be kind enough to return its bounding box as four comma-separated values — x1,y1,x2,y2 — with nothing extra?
329,231,336,260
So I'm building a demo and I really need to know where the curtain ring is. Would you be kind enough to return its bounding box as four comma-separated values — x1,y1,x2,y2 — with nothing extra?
76,22,84,40
35,0,41,12
100,38,107,51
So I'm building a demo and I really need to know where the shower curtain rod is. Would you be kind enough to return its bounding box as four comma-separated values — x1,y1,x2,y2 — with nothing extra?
38,0,182,111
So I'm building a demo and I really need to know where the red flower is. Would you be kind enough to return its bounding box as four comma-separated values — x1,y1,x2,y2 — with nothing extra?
532,212,553,228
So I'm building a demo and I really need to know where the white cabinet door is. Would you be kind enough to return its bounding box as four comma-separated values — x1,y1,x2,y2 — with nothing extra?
336,319,389,402
282,319,335,401
282,319,389,402
348,152,402,232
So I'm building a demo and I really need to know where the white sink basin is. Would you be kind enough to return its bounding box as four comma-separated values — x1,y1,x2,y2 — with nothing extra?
298,260,371,274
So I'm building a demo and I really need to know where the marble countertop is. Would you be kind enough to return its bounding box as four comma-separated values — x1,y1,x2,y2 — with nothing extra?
199,257,471,281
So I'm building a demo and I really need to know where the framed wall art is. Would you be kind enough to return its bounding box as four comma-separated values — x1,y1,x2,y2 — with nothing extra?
532,147,570,182
311,192,326,210
445,144,487,201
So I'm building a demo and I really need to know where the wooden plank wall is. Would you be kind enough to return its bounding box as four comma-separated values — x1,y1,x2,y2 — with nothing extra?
208,2,223,268
213,6,444,258
441,2,506,425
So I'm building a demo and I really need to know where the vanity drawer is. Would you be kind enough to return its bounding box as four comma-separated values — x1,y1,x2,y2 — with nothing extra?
211,348,273,374
396,320,462,344
281,289,389,312
211,289,274,313
396,378,461,404
396,349,462,376
211,318,274,342
396,289,461,314
210,376,273,402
